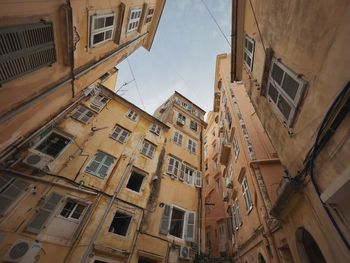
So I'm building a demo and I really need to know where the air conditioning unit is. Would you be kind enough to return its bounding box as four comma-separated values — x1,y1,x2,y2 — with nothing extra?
23,151,54,170
3,240,41,263
179,246,192,260
225,177,233,189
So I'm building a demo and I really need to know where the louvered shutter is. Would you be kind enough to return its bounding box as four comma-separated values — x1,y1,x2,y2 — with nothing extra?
185,212,195,242
195,171,202,188
26,192,63,234
0,23,56,84
179,163,185,181
0,178,29,216
167,158,174,174
159,204,171,235
173,160,179,178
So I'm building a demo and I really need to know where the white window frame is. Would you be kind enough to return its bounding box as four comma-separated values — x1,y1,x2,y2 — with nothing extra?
166,205,195,241
177,113,186,125
149,123,161,135
234,198,243,229
71,105,95,124
111,125,130,143
167,156,181,177
242,177,253,212
190,120,197,131
243,35,255,71
126,109,138,121
145,7,154,24
173,131,183,145
140,140,156,158
184,165,195,185
233,136,240,160
34,130,71,159
127,8,142,33
266,58,306,127
58,198,88,222
90,13,116,48
187,139,197,154
90,94,109,112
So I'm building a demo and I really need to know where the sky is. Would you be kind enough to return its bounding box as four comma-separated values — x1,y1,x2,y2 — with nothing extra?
116,0,231,116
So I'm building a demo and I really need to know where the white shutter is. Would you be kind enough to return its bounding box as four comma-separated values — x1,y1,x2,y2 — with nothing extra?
0,178,29,216
185,212,195,242
159,204,171,235
179,164,185,181
195,171,202,188
167,157,174,174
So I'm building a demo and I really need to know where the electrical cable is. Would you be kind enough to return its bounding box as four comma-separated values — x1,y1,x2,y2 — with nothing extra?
126,57,146,111
200,0,231,48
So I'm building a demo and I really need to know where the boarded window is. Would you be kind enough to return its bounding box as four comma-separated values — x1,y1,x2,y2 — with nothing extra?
85,151,116,178
109,211,132,236
0,23,56,85
0,175,29,216
26,192,63,234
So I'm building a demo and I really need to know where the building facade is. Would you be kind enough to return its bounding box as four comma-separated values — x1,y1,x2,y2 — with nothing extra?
0,0,165,154
203,53,292,263
231,0,350,262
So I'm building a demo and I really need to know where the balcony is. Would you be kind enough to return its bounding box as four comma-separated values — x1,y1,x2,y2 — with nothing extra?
219,139,232,165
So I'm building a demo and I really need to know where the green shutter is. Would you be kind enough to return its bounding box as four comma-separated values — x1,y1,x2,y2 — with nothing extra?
159,204,171,235
26,192,63,234
0,22,56,85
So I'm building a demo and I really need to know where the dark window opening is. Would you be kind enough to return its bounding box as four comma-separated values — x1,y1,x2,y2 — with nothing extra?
36,132,70,157
296,228,326,263
169,207,185,238
126,171,144,192
138,258,157,263
109,212,131,236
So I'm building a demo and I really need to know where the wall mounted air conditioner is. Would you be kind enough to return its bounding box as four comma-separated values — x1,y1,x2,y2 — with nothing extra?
225,177,233,189
3,240,41,263
23,150,54,170
179,246,192,260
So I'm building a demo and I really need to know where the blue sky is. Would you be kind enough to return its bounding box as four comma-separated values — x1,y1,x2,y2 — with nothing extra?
116,0,231,115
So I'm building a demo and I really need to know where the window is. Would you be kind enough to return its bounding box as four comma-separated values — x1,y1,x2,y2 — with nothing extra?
190,120,197,131
0,175,29,216
226,111,232,129
145,8,155,24
90,13,116,47
244,35,255,71
187,139,197,154
140,140,156,158
109,211,132,236
111,125,130,143
173,132,183,145
267,58,306,126
233,198,243,228
36,131,71,158
85,151,116,179
233,136,239,160
60,199,87,220
206,228,212,249
183,165,195,185
167,156,181,177
242,177,253,211
204,136,207,145
71,105,94,124
90,94,109,112
127,8,142,32
126,171,144,192
0,23,56,85
126,109,138,121
177,113,186,125
159,204,195,241
149,123,161,135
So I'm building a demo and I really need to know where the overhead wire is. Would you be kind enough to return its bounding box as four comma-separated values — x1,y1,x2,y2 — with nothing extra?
200,0,231,48
126,57,147,111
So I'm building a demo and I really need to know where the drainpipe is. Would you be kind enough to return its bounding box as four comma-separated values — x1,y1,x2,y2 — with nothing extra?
230,0,237,83
197,121,204,255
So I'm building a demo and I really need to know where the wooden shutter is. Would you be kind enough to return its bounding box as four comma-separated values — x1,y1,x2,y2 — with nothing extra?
167,157,174,174
26,192,63,234
0,178,29,216
159,204,171,235
179,163,185,181
194,171,202,188
0,23,56,85
185,212,195,242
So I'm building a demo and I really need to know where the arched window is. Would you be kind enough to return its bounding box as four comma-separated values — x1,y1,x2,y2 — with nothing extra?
258,253,266,263
296,227,327,263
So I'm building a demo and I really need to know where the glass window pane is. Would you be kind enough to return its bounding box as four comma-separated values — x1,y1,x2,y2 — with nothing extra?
277,96,292,120
282,73,299,100
71,204,86,219
105,30,112,40
94,17,105,30
268,83,279,103
105,16,114,27
60,200,76,218
93,32,104,44
271,63,284,85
